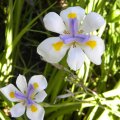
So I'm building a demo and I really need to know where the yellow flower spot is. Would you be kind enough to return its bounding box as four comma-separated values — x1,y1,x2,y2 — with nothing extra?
30,105,38,112
52,41,64,51
9,92,15,98
33,82,39,89
86,40,97,49
68,13,77,18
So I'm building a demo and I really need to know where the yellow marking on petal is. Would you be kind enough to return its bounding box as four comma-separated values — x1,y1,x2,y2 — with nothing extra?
33,82,39,89
9,92,15,98
52,41,64,51
30,105,38,112
86,40,97,49
68,13,77,18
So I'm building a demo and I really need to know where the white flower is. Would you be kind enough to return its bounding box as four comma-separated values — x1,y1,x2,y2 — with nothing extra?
0,74,47,120
37,6,105,71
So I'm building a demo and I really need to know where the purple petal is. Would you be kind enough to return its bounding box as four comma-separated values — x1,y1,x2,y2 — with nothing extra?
27,84,34,98
15,91,26,100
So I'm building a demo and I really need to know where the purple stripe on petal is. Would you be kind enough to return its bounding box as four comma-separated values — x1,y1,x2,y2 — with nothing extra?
75,34,90,43
60,34,72,40
15,91,26,100
69,18,78,36
60,35,75,44
27,84,34,98
27,98,34,105
60,18,90,44
63,37,75,44
60,34,74,44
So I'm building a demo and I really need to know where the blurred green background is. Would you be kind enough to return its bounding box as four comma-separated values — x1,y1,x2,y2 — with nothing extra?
0,0,120,120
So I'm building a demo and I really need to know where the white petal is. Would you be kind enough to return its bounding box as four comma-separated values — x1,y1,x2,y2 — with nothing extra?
82,12,105,33
10,103,25,117
37,37,69,63
26,103,45,120
81,35,105,65
67,46,85,71
16,74,27,94
28,75,47,91
34,90,47,103
0,84,20,102
60,6,85,26
43,12,66,34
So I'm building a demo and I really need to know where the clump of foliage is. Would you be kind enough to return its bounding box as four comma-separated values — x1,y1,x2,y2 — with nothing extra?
0,0,120,120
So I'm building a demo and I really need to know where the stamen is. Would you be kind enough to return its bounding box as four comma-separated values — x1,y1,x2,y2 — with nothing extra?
64,30,70,34
78,30,84,34
73,42,76,48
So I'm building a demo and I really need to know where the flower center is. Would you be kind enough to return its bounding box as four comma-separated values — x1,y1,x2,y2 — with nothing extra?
60,13,90,45
15,84,35,106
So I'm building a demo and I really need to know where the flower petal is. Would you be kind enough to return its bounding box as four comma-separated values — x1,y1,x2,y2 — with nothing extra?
82,12,105,33
26,103,45,120
43,12,66,34
60,6,85,26
37,37,69,63
81,35,105,65
34,90,47,103
16,74,27,94
0,84,20,102
67,46,85,71
10,103,25,117
28,75,47,91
